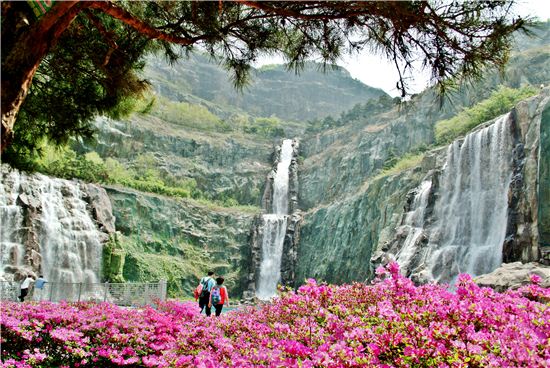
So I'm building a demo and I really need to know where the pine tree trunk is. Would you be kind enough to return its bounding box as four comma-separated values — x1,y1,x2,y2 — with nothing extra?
1,1,83,153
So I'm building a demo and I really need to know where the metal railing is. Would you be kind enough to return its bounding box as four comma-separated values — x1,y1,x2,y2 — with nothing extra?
1,280,167,307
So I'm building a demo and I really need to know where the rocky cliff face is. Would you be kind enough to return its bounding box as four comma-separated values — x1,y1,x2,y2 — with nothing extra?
296,168,424,284
540,103,550,262
87,115,272,206
105,186,257,297
299,92,446,209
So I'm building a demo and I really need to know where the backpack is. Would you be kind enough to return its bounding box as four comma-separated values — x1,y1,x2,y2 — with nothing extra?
193,283,203,300
211,286,221,305
199,277,211,298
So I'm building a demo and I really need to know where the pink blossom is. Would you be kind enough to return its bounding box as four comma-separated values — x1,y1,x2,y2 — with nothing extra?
1,264,548,367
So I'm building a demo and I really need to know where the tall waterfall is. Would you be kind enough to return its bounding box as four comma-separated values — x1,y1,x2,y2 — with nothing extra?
256,139,293,299
0,168,103,291
425,113,515,283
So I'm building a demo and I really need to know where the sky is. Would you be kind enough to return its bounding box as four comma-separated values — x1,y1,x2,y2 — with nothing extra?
254,0,550,97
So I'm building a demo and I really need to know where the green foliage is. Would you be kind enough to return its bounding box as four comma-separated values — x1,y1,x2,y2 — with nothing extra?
36,144,109,183
3,5,153,164
243,116,285,138
107,94,157,121
377,153,425,178
151,96,231,132
147,95,287,138
102,233,125,283
120,234,211,298
435,85,537,145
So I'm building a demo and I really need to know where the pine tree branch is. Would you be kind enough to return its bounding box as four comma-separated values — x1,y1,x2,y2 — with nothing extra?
88,1,198,45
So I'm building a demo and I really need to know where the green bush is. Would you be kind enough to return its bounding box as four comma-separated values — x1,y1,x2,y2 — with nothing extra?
244,116,285,138
37,144,109,183
151,96,230,132
434,85,537,145
377,153,425,178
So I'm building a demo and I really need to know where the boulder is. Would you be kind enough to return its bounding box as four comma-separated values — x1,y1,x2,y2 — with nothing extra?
474,262,550,292
85,184,116,234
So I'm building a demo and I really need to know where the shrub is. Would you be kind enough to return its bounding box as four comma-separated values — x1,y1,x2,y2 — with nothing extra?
378,152,425,177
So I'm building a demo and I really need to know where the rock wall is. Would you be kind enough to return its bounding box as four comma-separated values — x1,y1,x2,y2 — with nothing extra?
503,92,549,263
537,102,550,263
83,115,273,206
296,168,425,284
105,186,257,297
299,92,445,209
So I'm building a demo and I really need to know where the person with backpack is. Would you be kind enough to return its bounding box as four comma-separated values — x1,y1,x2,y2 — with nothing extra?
198,271,215,316
208,276,229,317
19,274,34,302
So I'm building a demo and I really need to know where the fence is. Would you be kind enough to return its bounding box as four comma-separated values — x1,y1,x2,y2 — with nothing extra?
0,280,167,307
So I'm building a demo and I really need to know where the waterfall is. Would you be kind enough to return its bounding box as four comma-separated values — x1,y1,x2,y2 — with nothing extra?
395,180,432,275
272,140,293,215
38,175,103,287
0,167,103,293
0,170,25,279
256,139,293,300
425,113,515,283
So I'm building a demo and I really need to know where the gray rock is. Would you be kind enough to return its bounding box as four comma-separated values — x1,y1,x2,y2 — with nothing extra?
85,184,116,234
474,262,550,291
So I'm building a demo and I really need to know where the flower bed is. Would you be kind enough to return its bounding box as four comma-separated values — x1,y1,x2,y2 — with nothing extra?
2,263,549,367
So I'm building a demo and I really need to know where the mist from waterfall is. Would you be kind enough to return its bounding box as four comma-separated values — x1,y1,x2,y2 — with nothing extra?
0,168,103,294
257,139,293,300
426,113,515,283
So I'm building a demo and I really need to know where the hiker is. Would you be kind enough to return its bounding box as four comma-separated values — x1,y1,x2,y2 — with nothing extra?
208,276,229,317
19,275,33,302
33,275,47,301
198,271,216,316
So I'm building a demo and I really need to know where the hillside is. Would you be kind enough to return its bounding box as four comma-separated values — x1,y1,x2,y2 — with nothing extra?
145,54,387,122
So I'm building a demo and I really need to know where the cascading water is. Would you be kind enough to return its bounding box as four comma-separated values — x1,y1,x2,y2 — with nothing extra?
38,176,103,288
256,139,293,300
0,167,103,299
424,113,515,283
395,180,432,275
0,170,25,279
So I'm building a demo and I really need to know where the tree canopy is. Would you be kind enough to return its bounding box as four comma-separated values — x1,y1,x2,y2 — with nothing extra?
1,0,530,161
